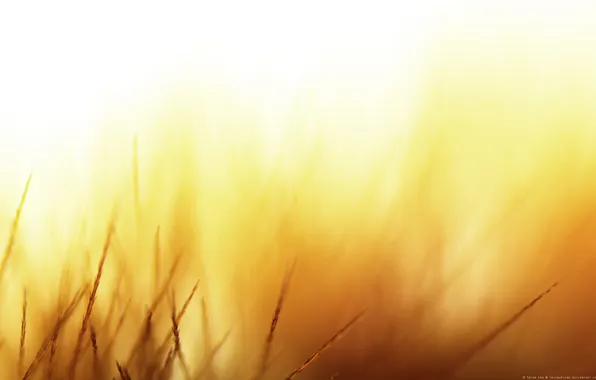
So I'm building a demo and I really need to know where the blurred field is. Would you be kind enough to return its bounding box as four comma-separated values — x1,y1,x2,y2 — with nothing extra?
2,2,596,379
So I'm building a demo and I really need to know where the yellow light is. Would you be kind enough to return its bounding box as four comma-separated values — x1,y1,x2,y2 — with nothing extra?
1,1,596,377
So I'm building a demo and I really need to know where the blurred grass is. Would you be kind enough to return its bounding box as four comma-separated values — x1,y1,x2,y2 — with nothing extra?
2,37,596,380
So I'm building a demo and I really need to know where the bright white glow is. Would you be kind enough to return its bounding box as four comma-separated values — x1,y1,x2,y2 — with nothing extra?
2,0,593,183
0,0,444,248
2,0,596,369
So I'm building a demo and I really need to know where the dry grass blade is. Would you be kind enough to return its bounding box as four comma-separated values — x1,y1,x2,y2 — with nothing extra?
46,273,75,378
444,282,560,378
156,279,200,357
117,361,132,380
102,297,132,357
101,281,121,330
0,173,31,286
159,347,176,380
68,219,115,376
46,334,58,380
105,276,124,324
284,310,366,380
23,283,89,380
170,294,192,380
18,287,27,377
81,276,124,355
148,248,183,313
201,298,211,349
198,297,214,380
90,324,98,356
194,329,231,380
255,259,297,380
154,225,161,295
136,308,155,374
126,253,183,366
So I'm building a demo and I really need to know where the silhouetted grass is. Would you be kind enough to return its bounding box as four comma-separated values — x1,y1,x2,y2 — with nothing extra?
0,145,565,380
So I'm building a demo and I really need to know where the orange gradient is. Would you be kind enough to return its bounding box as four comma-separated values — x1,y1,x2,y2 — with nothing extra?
1,1,596,379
